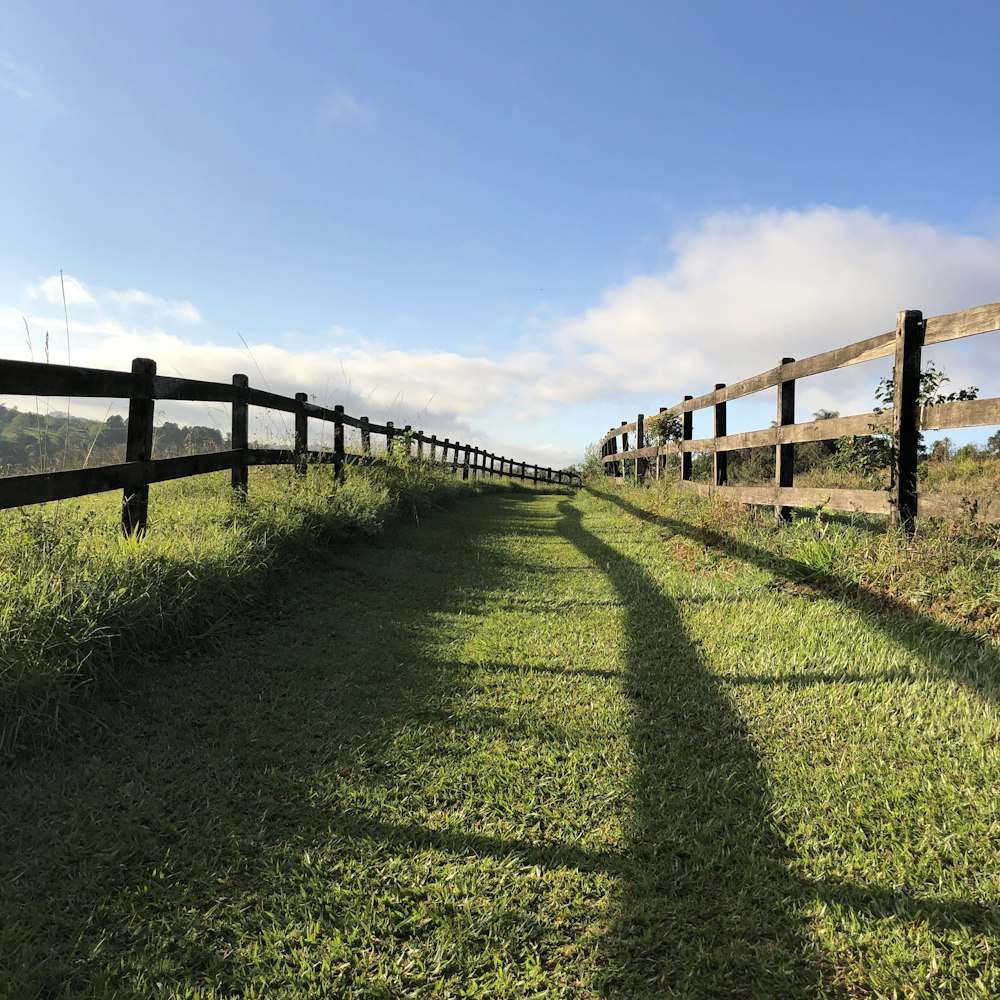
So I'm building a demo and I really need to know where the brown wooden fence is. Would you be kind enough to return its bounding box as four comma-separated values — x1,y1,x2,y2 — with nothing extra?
0,356,580,535
599,302,1000,529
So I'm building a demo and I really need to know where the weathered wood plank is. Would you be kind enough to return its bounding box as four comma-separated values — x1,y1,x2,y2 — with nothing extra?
920,396,1000,431
231,374,249,494
923,300,1000,346
152,374,239,403
0,358,139,398
891,310,923,531
919,492,1000,523
676,481,891,514
247,387,300,413
0,451,239,510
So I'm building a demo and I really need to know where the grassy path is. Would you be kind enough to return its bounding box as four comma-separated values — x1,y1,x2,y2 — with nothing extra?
1,487,997,997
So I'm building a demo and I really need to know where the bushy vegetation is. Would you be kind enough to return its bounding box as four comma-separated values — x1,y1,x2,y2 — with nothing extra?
0,456,552,757
0,403,228,473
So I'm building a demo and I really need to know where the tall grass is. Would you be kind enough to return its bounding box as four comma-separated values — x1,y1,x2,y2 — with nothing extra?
0,458,553,756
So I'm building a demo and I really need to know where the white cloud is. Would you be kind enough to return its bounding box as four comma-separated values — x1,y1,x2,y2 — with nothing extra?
319,89,375,127
2,207,998,467
26,275,202,324
103,289,203,324
549,206,1000,408
28,274,96,308
0,54,64,112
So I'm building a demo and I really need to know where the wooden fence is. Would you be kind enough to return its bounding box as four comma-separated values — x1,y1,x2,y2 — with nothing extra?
599,302,1000,529
0,356,579,535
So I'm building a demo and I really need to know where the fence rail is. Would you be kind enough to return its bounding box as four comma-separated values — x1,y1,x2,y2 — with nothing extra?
598,301,1000,528
0,356,580,534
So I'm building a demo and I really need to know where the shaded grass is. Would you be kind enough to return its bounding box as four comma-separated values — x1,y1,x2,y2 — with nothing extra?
1,484,998,996
0,460,562,756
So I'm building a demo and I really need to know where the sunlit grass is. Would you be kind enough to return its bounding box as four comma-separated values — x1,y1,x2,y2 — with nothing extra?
1,480,997,996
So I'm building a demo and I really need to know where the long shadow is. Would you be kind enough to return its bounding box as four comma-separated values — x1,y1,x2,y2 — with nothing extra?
0,495,561,996
3,491,994,996
594,485,999,703
553,499,829,996
569,490,998,996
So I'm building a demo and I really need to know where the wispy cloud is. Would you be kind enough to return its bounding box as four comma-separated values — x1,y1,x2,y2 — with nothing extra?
3,207,998,466
319,88,376,127
27,275,203,325
0,53,64,113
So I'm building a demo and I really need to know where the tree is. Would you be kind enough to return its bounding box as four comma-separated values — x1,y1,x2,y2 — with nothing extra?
832,362,977,486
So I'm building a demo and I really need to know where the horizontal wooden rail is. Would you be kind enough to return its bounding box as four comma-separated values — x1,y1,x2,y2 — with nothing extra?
0,451,240,509
599,300,1000,529
600,300,1000,447
0,355,579,534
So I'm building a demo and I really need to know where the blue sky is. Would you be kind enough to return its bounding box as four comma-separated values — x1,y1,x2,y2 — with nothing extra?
2,0,999,464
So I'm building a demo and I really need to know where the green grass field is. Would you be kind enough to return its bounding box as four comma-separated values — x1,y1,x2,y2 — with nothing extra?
1,481,997,997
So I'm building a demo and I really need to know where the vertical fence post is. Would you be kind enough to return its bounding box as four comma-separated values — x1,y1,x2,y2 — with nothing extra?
636,413,646,484
453,442,461,476
621,423,629,481
462,444,471,480
775,358,795,521
360,417,371,460
657,407,668,479
294,392,309,476
122,357,156,537
417,431,424,462
231,373,249,497
891,309,924,534
681,398,693,482
430,435,437,463
386,421,395,455
714,384,727,487
610,435,619,478
404,425,412,461
333,404,345,480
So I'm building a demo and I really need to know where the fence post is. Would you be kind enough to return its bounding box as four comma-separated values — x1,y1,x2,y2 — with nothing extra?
714,384,727,487
681,397,693,482
404,425,412,460
462,444,471,480
891,309,924,534
417,431,424,462
657,407,668,479
636,413,646,484
360,417,371,460
609,435,619,478
775,358,795,520
621,423,629,481
386,421,395,455
452,442,461,475
294,392,309,476
333,404,345,480
231,373,249,497
122,357,156,537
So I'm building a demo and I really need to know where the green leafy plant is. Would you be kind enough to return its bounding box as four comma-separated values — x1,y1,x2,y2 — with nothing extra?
832,361,978,487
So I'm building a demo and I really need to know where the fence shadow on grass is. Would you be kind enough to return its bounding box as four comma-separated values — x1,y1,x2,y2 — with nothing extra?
553,499,829,996
575,488,998,995
592,484,999,705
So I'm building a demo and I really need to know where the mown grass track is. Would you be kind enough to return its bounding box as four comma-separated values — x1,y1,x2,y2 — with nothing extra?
1,486,997,997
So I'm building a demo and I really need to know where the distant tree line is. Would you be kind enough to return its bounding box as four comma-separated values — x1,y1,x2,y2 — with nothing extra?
0,404,228,474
